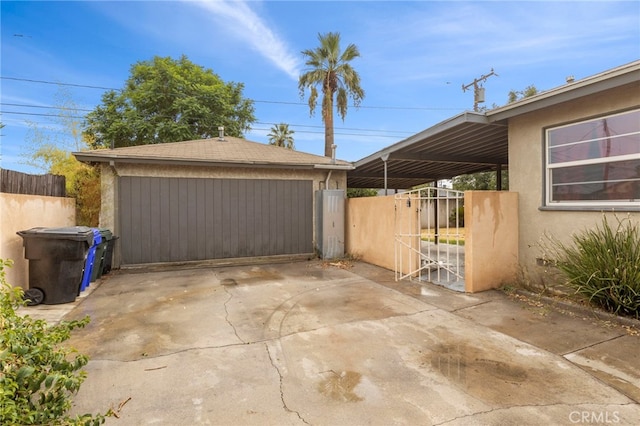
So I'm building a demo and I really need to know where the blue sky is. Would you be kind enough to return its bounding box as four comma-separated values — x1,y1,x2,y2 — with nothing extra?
1,0,639,174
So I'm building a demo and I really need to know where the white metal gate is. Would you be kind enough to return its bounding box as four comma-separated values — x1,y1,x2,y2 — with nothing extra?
394,187,465,291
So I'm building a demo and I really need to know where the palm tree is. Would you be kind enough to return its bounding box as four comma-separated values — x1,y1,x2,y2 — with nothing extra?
267,123,295,149
298,32,365,157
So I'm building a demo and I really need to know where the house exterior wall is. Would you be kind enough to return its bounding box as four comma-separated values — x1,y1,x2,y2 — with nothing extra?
508,83,640,288
99,163,347,267
0,193,76,289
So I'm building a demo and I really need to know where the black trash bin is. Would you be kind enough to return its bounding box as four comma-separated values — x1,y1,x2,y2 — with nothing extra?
91,228,112,281
101,234,118,275
88,228,106,283
17,226,94,305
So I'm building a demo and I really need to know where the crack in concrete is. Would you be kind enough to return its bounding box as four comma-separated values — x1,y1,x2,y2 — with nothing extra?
91,308,441,363
449,299,493,313
222,285,245,344
265,343,310,425
561,333,627,357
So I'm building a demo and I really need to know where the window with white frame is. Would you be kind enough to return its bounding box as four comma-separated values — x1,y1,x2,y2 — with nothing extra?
545,109,640,208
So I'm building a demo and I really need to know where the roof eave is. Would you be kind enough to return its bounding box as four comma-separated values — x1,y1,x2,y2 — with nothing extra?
72,152,352,170
314,164,355,171
487,60,640,122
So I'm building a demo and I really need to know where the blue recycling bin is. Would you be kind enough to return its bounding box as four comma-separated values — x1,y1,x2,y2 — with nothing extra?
80,228,102,292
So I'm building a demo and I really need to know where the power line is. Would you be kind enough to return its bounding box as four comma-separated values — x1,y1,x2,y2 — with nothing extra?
0,111,407,139
1,76,116,91
1,76,466,111
1,102,93,112
255,121,412,135
0,110,85,119
251,128,402,138
0,105,417,135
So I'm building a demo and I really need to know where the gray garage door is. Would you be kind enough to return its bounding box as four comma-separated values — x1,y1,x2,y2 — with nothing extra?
118,177,313,264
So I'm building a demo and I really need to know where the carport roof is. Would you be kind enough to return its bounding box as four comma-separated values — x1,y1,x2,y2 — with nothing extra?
348,60,640,190
73,136,353,170
348,112,508,189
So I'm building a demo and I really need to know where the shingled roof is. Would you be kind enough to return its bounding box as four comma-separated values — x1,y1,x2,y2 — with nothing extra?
73,136,353,170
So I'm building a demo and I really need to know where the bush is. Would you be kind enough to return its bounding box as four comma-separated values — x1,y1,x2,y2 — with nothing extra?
346,188,378,198
0,258,111,425
449,206,464,227
541,215,640,318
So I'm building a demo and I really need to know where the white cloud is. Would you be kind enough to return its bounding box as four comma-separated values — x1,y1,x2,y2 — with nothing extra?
358,1,639,82
190,0,301,80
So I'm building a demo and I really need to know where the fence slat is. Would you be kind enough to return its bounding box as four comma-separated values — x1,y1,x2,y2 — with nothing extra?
0,169,66,197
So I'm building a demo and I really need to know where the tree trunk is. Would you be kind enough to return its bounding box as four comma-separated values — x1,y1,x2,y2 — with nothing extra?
324,94,334,157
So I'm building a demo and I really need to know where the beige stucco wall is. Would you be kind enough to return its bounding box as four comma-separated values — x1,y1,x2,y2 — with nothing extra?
464,191,519,292
99,163,347,267
345,194,419,274
0,193,76,289
508,83,640,288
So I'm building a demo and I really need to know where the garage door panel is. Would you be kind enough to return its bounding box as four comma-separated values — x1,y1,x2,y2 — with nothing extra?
243,181,256,257
119,177,313,264
256,180,269,255
203,179,215,260
140,178,153,263
158,178,172,262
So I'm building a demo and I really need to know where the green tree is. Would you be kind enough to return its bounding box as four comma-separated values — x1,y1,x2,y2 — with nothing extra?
452,170,509,191
267,123,295,149
84,55,256,149
22,87,101,226
299,32,365,157
508,85,538,103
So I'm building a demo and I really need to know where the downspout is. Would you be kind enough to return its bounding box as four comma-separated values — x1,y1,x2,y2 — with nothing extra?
325,170,333,190
325,144,337,188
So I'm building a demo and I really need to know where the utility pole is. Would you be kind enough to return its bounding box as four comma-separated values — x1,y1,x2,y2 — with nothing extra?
462,68,498,112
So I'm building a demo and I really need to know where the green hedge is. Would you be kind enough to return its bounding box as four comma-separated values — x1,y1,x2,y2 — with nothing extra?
0,259,111,425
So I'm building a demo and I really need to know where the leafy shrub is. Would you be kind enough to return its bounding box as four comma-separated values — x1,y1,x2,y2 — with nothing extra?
346,188,378,198
0,258,110,425
449,206,464,227
541,215,640,318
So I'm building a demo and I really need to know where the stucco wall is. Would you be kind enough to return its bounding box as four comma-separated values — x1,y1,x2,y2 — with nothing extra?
99,162,347,267
0,193,76,289
345,194,419,274
508,83,640,288
464,191,519,292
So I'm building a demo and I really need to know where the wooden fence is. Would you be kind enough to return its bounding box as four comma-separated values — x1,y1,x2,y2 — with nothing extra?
0,169,66,197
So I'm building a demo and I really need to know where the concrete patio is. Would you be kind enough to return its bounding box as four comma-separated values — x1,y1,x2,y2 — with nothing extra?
21,259,640,425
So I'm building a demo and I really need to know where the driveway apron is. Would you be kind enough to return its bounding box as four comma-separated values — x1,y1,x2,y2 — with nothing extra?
65,261,640,425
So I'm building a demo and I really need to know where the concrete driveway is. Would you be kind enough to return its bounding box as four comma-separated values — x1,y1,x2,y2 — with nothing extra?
63,260,640,425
